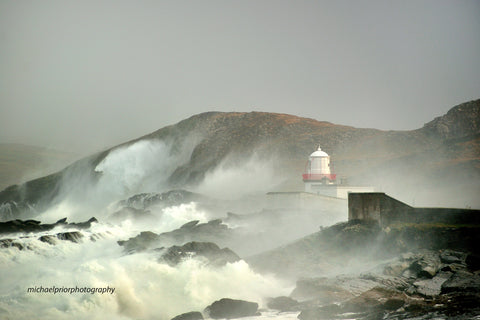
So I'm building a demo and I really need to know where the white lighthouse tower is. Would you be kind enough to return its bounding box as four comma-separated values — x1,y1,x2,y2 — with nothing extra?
303,146,337,193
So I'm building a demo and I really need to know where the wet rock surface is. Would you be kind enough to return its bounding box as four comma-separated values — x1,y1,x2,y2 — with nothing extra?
0,238,25,250
159,241,240,266
204,298,258,319
109,190,209,222
117,219,233,253
267,296,299,312
294,248,480,319
170,311,204,320
0,217,101,250
56,231,84,243
0,217,97,235
117,231,159,253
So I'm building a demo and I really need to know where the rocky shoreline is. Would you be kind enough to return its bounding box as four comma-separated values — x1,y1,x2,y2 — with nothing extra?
1,212,479,319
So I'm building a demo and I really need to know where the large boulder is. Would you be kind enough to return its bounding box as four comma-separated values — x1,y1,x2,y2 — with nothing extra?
117,219,233,254
204,298,258,319
117,231,160,253
157,219,232,247
160,242,240,266
39,235,57,245
441,272,480,294
170,311,204,320
409,271,452,296
440,250,465,264
266,296,299,312
290,277,370,303
466,253,480,272
56,231,83,243
0,238,24,250
408,251,441,278
0,217,97,235
298,287,405,320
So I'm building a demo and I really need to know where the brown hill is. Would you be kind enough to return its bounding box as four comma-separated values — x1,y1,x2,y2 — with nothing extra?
0,99,479,215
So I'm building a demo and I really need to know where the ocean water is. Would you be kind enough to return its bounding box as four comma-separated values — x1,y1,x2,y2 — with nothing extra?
0,201,295,320
0,140,340,319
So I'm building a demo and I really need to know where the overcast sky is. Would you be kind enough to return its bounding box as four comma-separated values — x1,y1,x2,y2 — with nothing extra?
1,0,479,154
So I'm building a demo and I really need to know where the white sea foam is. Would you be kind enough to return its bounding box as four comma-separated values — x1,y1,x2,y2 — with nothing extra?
0,228,291,320
0,200,292,320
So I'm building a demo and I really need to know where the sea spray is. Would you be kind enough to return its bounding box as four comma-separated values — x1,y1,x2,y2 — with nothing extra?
0,201,292,320
0,232,291,319
194,153,284,200
94,140,176,198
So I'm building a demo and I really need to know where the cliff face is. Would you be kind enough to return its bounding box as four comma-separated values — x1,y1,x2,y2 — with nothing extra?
1,99,479,214
422,100,480,140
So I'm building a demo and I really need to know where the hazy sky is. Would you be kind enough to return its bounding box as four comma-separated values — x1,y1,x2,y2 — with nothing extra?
1,0,479,154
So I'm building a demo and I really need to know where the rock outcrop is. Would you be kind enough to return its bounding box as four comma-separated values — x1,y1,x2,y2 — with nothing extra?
117,219,232,253
204,298,258,319
0,217,97,235
160,241,240,267
170,311,204,320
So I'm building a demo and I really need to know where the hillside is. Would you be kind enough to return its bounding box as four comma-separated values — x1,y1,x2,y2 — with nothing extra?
0,99,479,217
0,144,78,190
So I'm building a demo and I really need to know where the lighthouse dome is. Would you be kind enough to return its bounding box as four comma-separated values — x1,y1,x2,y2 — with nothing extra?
310,146,329,158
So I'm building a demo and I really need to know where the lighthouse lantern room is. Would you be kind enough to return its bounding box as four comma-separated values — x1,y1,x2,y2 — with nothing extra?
303,146,336,193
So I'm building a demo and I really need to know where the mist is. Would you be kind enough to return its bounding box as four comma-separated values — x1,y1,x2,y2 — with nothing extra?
0,132,351,319
1,1,480,154
0,1,479,319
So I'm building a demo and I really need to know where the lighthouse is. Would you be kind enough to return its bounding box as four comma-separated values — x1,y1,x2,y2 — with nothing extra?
303,146,337,193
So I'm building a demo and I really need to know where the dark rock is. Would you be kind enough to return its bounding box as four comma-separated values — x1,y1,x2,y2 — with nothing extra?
170,311,204,320
360,273,410,291
160,242,240,266
89,233,104,242
466,253,480,271
39,235,57,245
0,217,97,235
206,219,222,226
383,298,405,310
441,272,480,294
204,298,258,319
156,220,232,248
290,277,355,303
343,287,405,312
118,219,233,254
408,251,441,278
383,260,411,277
410,271,452,296
266,296,299,312
0,238,24,250
299,287,406,320
55,217,67,224
440,263,466,273
180,220,200,229
0,219,41,234
440,250,465,264
439,292,480,317
68,217,98,229
56,231,83,243
117,231,159,253
298,305,341,320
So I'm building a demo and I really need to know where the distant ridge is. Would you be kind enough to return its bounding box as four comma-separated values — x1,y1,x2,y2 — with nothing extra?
0,99,479,214
0,144,78,190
